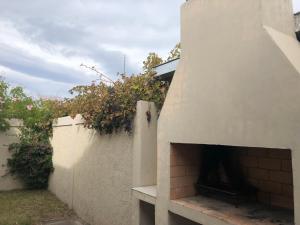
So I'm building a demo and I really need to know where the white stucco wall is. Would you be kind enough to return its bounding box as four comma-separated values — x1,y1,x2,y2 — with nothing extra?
49,101,158,225
0,120,23,191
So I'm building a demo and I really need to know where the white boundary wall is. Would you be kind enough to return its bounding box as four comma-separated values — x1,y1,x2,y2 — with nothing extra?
0,120,23,191
49,101,157,225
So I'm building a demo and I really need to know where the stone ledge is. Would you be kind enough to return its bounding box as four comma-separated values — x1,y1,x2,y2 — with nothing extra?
169,196,294,225
132,185,157,205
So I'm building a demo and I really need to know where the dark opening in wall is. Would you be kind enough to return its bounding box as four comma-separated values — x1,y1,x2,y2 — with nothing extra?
139,201,155,225
169,212,201,225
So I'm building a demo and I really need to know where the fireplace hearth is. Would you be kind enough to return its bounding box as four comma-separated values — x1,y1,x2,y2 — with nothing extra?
195,183,256,207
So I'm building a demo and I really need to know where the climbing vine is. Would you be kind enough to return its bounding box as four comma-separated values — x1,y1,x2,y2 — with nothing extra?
51,45,181,134
67,73,169,134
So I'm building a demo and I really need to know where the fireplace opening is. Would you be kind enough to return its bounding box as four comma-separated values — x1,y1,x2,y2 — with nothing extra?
196,145,258,207
170,143,294,225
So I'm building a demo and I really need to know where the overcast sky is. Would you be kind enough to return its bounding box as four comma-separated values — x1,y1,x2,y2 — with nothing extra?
0,0,299,97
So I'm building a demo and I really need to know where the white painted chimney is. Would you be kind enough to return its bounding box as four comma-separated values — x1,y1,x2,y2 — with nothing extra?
156,0,300,224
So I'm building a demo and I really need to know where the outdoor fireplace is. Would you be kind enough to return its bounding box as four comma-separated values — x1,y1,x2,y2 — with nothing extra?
155,0,300,224
170,144,294,211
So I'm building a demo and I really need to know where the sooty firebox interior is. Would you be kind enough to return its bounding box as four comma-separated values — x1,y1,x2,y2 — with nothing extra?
196,145,257,206
170,144,294,224
170,143,294,210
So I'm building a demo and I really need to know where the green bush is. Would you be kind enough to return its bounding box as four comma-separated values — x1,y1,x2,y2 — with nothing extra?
67,73,169,134
0,79,55,189
8,143,54,189
45,46,181,135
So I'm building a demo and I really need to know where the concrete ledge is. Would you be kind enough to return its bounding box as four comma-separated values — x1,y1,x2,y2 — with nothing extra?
169,196,293,225
73,114,85,125
132,186,157,205
41,219,85,225
53,115,85,127
169,200,230,225
53,116,73,127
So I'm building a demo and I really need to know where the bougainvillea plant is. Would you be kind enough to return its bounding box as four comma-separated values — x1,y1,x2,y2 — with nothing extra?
56,51,172,134
67,73,169,134
0,78,55,189
6,93,55,189
49,46,182,134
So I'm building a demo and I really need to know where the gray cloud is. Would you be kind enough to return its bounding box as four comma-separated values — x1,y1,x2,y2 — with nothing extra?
0,44,94,84
0,0,184,96
0,0,298,96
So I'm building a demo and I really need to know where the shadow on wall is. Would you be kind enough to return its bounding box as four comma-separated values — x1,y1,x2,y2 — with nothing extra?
49,125,133,225
49,101,158,225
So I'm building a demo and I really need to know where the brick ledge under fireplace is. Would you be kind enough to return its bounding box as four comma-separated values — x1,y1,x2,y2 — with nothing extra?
169,196,294,225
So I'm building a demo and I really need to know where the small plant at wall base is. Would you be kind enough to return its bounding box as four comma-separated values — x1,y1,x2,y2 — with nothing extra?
6,98,55,189
8,143,54,189
7,107,54,189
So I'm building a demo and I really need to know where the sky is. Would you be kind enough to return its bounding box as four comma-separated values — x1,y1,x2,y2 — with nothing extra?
0,0,299,97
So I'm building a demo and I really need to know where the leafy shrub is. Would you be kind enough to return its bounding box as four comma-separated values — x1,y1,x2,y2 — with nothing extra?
67,73,169,134
8,143,54,189
0,78,55,189
48,45,182,134
6,99,55,189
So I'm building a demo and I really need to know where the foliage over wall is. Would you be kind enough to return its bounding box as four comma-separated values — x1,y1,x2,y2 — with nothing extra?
0,79,54,136
0,43,181,187
51,44,181,134
67,73,168,134
0,81,35,132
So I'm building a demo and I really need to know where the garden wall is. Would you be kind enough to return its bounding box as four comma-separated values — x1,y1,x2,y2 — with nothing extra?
49,101,158,225
0,120,23,191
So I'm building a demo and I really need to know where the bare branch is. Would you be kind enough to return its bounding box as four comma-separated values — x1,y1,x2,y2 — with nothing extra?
80,64,114,84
